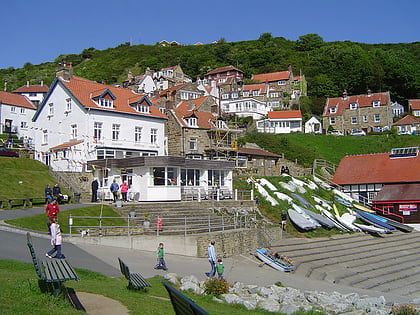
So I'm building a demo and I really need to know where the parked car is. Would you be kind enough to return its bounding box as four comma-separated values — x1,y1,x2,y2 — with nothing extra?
350,129,366,136
0,146,19,157
328,130,343,136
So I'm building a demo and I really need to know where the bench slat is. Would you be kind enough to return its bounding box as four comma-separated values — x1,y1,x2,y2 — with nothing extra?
130,273,151,288
162,281,209,315
43,260,79,282
118,257,151,290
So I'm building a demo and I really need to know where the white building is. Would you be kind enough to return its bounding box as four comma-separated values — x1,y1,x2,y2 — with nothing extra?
257,110,302,134
32,63,167,172
0,91,37,142
304,116,322,134
13,81,49,107
222,98,271,120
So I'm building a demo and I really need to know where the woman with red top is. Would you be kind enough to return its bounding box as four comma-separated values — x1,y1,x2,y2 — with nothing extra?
120,181,129,202
45,199,60,233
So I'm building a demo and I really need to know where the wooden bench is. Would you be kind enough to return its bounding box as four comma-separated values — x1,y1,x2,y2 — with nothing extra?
118,257,151,290
162,281,209,315
27,197,47,207
7,198,28,208
26,232,80,296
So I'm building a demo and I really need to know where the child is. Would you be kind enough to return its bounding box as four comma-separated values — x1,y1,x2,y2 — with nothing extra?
46,218,65,259
154,243,168,270
216,258,224,279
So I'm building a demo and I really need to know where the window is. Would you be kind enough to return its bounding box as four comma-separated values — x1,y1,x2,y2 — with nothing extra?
48,103,54,116
189,138,197,150
71,124,77,139
374,114,380,122
373,100,380,107
270,92,279,98
150,128,157,144
94,122,102,141
152,167,179,186
65,98,72,112
135,126,142,143
231,92,238,98
10,106,16,113
351,117,358,124
329,107,337,114
181,169,200,186
208,170,226,187
350,103,358,110
243,91,249,97
330,117,336,125
98,98,113,108
20,108,25,114
136,104,149,113
43,130,48,144
363,115,368,122
222,93,229,99
186,117,197,127
167,167,178,185
29,92,37,97
21,121,27,128
112,124,120,141
97,149,115,159
252,90,260,96
278,80,286,85
153,167,165,185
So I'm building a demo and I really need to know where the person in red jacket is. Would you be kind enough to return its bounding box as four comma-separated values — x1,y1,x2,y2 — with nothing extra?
45,199,60,234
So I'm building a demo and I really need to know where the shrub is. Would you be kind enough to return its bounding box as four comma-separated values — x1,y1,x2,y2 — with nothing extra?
392,304,419,315
203,278,230,297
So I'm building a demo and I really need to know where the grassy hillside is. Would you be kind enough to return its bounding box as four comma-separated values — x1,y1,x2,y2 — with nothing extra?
0,157,59,199
240,133,420,166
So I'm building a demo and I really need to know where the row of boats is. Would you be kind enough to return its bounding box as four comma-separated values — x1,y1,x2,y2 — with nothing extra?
287,195,413,234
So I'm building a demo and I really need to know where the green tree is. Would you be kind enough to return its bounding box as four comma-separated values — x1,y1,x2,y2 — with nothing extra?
295,33,324,51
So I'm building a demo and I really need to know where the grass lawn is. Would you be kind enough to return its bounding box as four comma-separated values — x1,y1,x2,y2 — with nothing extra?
5,205,125,234
2,259,320,315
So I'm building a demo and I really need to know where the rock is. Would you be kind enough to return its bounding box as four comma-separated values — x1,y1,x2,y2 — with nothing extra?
163,273,179,286
279,303,301,315
258,286,273,297
247,286,259,294
355,296,386,310
212,296,223,303
258,299,280,313
180,275,199,285
220,293,243,305
180,281,203,295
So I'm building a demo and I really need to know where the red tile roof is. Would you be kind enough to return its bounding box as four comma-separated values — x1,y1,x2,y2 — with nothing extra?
60,77,166,119
173,96,217,129
252,71,291,83
324,92,390,117
373,184,420,202
158,83,188,97
332,152,420,185
0,91,36,109
409,99,420,110
268,110,302,119
393,115,420,126
50,140,83,151
13,84,49,93
205,65,243,76
236,147,281,158
243,84,267,93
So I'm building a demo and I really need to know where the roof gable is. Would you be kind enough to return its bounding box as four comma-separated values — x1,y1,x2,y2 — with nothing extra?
0,91,36,109
252,71,291,83
409,99,420,110
268,110,302,119
325,92,390,116
393,115,420,126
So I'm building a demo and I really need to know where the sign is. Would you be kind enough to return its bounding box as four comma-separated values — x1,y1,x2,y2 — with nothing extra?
399,204,417,212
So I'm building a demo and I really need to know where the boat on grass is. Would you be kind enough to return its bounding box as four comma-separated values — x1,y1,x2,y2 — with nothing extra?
353,223,391,234
319,207,350,232
288,209,319,231
352,203,375,213
255,248,295,272
335,195,352,207
355,210,396,230
302,207,335,229
336,213,362,232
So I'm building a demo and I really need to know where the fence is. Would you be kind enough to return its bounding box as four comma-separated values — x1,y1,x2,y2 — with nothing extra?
68,213,258,237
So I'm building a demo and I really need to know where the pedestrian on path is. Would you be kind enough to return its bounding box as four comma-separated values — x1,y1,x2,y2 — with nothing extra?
91,178,99,202
154,243,167,270
205,240,216,277
281,210,287,231
46,218,65,259
110,179,119,202
45,199,60,234
216,258,224,279
120,181,129,202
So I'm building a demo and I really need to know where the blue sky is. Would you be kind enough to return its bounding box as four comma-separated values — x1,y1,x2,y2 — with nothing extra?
1,0,418,69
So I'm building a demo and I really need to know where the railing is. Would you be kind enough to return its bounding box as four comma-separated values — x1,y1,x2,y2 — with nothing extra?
68,213,258,237
180,188,253,201
313,159,337,183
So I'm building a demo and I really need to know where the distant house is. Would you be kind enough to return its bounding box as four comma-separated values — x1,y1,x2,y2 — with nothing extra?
32,62,167,172
223,97,269,119
157,82,204,110
408,99,420,117
234,144,283,176
256,110,302,133
304,116,322,134
153,65,191,91
332,147,420,223
323,90,393,134
13,81,49,107
0,91,36,141
122,68,156,96
392,115,420,135
252,69,293,93
391,101,404,118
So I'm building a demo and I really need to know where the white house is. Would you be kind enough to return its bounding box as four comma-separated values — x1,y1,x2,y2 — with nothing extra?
32,63,167,172
222,98,271,119
89,156,235,202
13,81,49,107
304,116,322,134
257,110,302,134
0,91,37,142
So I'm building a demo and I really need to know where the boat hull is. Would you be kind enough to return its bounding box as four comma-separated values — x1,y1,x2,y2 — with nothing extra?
255,249,295,272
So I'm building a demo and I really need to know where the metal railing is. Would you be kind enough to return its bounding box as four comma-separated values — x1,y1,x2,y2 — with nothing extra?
68,213,259,237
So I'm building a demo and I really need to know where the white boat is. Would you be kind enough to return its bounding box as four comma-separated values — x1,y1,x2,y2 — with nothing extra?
288,209,319,231
319,208,349,231
302,208,335,229
336,213,362,232
354,223,391,234
313,196,332,210
255,249,295,272
292,204,321,228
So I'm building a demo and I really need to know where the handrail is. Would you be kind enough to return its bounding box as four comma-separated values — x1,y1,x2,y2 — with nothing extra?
371,205,405,223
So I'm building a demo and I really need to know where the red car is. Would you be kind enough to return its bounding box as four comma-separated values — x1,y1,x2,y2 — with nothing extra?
0,146,19,157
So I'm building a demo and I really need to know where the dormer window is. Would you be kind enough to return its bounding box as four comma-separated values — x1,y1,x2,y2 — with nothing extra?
136,104,149,113
219,78,226,83
350,103,358,110
253,90,260,96
99,98,113,108
92,89,116,108
372,100,380,107
278,80,286,85
243,91,249,97
329,106,337,114
216,120,226,129
185,117,197,127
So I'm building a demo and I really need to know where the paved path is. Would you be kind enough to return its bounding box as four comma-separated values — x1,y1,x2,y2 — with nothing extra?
0,204,418,308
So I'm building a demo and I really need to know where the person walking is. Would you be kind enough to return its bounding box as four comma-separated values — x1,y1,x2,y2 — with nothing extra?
110,179,119,202
154,243,168,270
120,181,129,202
45,184,53,204
205,240,217,277
91,178,99,202
52,183,63,203
45,199,60,233
46,218,65,259
216,258,224,279
281,210,287,231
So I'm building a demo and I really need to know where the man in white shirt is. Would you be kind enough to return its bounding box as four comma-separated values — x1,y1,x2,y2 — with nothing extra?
205,240,216,277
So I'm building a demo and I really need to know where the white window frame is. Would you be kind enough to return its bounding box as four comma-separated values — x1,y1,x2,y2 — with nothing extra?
189,138,197,150
329,107,337,114
10,106,16,113
43,130,48,145
351,117,358,124
112,124,120,141
150,128,158,144
65,98,72,112
94,122,102,141
48,103,54,116
372,100,380,107
20,108,25,114
374,114,380,122
278,80,286,85
186,117,197,127
363,115,368,122
71,124,77,139
135,126,142,143
350,103,358,110
329,117,336,125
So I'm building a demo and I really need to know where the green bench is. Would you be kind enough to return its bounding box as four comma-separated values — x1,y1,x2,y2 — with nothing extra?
26,232,80,296
8,198,28,208
118,257,151,290
28,197,47,207
162,281,209,315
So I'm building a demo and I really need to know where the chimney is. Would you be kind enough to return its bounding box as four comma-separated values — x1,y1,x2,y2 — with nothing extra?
4,81,7,92
56,62,73,80
26,81,30,87
342,90,348,100
40,80,44,87
288,64,293,73
367,88,372,97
